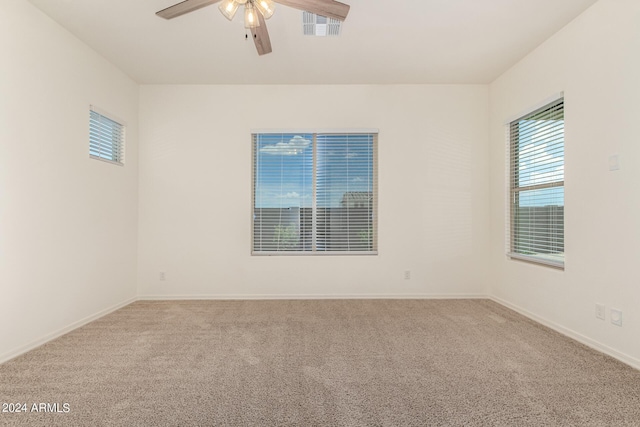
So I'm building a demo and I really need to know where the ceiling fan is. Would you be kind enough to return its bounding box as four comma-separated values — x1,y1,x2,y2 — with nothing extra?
156,0,350,56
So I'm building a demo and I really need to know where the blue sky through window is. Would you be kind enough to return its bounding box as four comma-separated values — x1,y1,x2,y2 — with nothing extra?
516,118,564,207
254,134,313,209
254,133,374,208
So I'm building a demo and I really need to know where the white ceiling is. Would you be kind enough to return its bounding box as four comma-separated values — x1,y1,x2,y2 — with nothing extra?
27,0,598,85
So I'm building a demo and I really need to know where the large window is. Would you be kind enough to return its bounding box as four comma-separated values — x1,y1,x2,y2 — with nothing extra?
89,106,125,165
252,132,378,255
508,97,564,268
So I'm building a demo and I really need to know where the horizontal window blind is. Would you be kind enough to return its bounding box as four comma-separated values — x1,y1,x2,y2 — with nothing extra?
252,132,377,255
508,98,564,268
253,133,314,252
90,107,125,165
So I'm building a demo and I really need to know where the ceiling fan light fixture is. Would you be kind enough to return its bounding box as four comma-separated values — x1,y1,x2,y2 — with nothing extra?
255,0,275,20
244,2,261,29
218,0,240,21
157,0,351,56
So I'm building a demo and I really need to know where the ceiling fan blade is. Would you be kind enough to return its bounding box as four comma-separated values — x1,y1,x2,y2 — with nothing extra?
156,0,222,19
251,13,273,55
274,0,349,21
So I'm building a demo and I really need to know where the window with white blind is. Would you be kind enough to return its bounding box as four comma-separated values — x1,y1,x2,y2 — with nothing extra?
252,132,378,255
89,106,125,165
508,97,564,268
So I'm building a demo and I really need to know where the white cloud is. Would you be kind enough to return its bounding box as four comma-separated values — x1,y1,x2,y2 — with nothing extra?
276,192,311,199
259,135,310,156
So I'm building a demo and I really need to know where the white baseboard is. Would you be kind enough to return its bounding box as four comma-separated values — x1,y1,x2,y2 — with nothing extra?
138,293,488,301
0,297,137,365
489,295,640,371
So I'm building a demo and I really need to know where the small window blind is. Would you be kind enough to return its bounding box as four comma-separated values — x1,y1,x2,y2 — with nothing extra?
508,97,564,268
89,107,125,165
252,132,378,255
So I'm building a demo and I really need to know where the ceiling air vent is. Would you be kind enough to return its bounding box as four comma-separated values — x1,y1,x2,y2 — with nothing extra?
303,11,341,36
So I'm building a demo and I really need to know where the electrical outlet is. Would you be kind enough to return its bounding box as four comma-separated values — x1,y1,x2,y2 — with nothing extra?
611,309,622,326
159,272,166,281
404,270,411,280
595,304,606,320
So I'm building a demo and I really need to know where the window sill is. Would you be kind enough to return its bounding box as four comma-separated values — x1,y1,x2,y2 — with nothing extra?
507,252,564,270
252,251,378,256
90,155,124,166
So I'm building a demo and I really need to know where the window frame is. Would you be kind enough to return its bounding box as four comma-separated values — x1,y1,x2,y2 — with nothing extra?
507,96,565,269
89,105,125,166
251,130,378,256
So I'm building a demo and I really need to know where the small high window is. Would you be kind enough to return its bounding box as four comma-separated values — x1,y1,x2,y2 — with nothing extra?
89,106,125,165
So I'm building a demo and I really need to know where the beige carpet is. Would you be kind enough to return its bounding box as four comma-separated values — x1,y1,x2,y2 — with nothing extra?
1,299,639,426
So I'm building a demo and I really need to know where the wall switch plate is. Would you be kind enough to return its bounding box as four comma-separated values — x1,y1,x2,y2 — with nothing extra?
609,154,620,171
595,304,606,320
611,308,622,326
404,270,411,280
159,272,166,281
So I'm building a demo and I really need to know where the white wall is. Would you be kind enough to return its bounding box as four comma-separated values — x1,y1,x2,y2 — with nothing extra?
138,85,490,298
489,0,640,366
0,0,139,361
